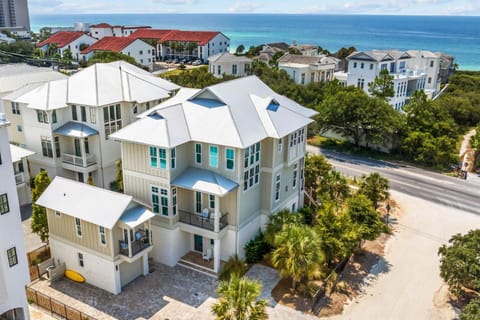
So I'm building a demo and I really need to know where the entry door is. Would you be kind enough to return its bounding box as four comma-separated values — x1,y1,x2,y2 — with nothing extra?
74,138,81,157
194,234,203,252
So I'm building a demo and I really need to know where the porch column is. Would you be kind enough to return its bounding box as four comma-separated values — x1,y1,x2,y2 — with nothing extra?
148,220,152,245
127,229,132,257
114,263,121,294
214,195,220,233
80,137,87,168
213,239,221,273
142,253,149,276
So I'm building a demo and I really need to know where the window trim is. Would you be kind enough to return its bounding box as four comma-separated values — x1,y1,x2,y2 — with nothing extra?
75,217,82,237
99,226,106,246
171,148,176,169
0,193,9,215
195,143,202,164
209,145,219,168
225,148,235,171
292,163,298,189
78,252,84,267
7,247,18,267
209,194,215,209
275,174,281,202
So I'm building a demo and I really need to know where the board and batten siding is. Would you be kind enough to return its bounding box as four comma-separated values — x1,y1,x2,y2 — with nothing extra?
46,209,112,257
122,142,170,179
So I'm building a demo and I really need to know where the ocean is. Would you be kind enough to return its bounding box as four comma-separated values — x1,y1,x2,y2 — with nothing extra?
30,14,480,70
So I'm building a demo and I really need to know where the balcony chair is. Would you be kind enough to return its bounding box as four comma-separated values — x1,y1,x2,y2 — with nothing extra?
202,248,213,261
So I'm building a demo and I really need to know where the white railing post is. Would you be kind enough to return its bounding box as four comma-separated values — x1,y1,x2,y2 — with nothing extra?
214,195,220,233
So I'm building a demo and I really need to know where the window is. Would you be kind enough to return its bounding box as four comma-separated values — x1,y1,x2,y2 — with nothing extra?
17,125,22,132
278,138,283,153
11,102,20,115
103,104,122,136
52,110,57,123
360,62,364,69
310,72,315,83
149,146,167,169
381,63,387,71
300,162,304,191
7,247,17,267
54,137,61,158
78,252,84,267
151,186,168,216
353,62,357,68
275,174,281,201
84,138,89,154
89,108,96,124
41,138,53,158
399,61,406,70
75,218,82,237
81,106,86,122
195,191,202,213
430,60,434,68
357,78,365,89
172,188,177,216
390,62,396,73
55,211,61,217
225,148,235,170
301,73,305,84
209,194,215,209
243,143,260,191
217,65,221,75
99,226,106,245
209,145,218,168
292,163,298,189
171,148,176,169
37,110,49,123
195,143,202,164
0,193,9,215
232,64,237,75
428,77,432,84
370,63,374,70
72,105,78,120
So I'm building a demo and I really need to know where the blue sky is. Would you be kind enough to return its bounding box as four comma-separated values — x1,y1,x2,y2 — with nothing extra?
29,0,480,15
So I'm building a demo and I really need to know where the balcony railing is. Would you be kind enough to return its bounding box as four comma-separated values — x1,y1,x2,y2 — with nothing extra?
62,153,96,168
179,210,228,232
119,233,150,258
14,172,25,185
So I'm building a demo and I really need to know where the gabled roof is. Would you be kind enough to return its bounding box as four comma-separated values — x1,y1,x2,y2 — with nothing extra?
208,52,252,63
81,37,150,54
406,50,439,59
12,61,179,108
278,53,337,66
162,30,226,46
90,23,112,28
9,144,34,163
111,76,317,148
267,42,290,50
36,177,133,229
37,31,88,48
347,50,412,62
129,29,177,40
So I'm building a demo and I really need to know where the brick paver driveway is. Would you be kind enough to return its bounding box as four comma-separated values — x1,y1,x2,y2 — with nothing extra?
30,263,218,320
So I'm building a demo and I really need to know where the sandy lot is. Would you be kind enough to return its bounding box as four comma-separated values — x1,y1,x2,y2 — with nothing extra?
330,190,480,320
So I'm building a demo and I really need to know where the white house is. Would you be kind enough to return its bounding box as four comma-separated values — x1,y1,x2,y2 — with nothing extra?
10,144,35,206
278,54,337,85
289,44,319,56
36,31,97,60
89,23,151,40
36,177,155,295
2,61,179,188
346,50,428,110
110,76,317,273
208,53,252,78
80,37,155,66
0,113,30,320
406,50,442,97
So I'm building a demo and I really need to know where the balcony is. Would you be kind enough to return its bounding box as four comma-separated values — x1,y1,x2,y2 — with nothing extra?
62,153,96,168
179,210,228,232
14,172,25,185
119,231,150,258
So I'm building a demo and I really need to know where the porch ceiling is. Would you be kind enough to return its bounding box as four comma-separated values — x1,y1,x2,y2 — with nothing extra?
172,167,238,197
54,121,99,138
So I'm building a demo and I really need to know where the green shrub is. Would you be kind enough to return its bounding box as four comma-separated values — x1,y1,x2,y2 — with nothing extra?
218,255,247,281
244,231,272,264
460,298,480,320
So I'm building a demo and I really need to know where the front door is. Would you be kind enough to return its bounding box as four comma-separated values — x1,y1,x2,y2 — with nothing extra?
194,234,203,252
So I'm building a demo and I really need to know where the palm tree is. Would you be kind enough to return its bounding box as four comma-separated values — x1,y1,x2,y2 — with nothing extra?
219,254,247,281
358,172,390,209
318,170,350,203
263,209,302,246
271,224,324,289
211,275,268,320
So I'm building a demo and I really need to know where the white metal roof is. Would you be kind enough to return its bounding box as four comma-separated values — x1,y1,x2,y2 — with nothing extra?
111,76,317,148
208,52,252,63
172,167,238,197
36,177,133,229
9,144,35,163
120,204,155,228
15,79,68,110
53,122,99,138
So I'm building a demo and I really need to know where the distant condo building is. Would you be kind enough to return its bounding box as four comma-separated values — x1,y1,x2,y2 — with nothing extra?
0,0,30,30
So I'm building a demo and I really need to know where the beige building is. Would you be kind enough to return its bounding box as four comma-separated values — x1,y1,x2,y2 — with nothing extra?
36,177,155,294
111,76,317,273
208,52,252,78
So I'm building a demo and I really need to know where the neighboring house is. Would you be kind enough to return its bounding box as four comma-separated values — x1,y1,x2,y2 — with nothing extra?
289,44,319,56
0,113,30,320
346,50,428,110
89,23,151,39
266,42,290,51
406,50,442,96
10,144,34,205
80,37,155,66
36,31,97,60
208,53,252,78
0,63,67,117
0,32,14,43
36,176,155,294
1,61,180,188
128,29,176,60
278,54,337,85
258,45,285,64
110,76,317,273
437,53,455,84
129,29,230,62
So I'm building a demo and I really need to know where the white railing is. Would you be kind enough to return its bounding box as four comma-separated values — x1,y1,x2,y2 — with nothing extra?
62,153,96,167
14,172,25,185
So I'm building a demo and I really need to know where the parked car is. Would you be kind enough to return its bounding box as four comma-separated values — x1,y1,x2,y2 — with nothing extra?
192,59,202,66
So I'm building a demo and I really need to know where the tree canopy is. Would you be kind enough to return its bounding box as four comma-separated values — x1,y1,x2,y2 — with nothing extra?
87,51,138,66
31,171,52,242
368,69,395,100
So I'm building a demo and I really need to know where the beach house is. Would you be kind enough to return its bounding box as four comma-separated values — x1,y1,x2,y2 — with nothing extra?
36,177,155,295
89,23,151,39
9,144,34,206
278,54,338,85
110,76,317,273
36,31,97,60
0,113,30,320
208,53,252,78
1,61,179,187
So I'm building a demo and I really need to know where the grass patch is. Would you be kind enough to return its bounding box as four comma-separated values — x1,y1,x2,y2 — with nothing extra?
159,68,189,78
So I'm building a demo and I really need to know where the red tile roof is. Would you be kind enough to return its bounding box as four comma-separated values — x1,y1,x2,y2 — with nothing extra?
81,37,144,54
37,31,87,48
90,23,112,28
129,29,177,40
123,26,151,30
163,30,222,46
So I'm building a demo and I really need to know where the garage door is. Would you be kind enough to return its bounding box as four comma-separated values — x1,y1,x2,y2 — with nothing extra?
120,259,142,287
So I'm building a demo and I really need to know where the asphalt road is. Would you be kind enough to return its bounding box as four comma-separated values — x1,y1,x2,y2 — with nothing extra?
307,145,480,215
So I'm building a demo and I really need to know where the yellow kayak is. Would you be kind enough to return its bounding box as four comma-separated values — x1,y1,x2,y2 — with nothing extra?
64,269,85,283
